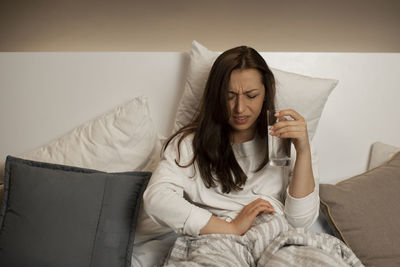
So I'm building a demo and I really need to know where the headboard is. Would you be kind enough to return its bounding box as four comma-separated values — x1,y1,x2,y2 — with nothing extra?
1,52,399,184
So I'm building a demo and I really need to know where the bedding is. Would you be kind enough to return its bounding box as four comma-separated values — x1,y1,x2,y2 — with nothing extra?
320,149,400,267
0,156,151,267
163,213,363,266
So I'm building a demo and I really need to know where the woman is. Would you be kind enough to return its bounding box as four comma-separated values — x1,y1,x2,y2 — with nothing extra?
143,45,319,237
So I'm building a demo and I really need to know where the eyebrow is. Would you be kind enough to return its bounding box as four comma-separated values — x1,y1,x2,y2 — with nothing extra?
228,89,260,94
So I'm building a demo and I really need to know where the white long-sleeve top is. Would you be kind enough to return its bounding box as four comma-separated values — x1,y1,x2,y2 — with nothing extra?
143,133,320,237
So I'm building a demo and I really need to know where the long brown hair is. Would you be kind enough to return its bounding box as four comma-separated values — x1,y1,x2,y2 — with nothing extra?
165,45,276,193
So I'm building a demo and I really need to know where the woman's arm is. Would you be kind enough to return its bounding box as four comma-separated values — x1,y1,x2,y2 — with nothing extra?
269,109,315,197
143,136,213,237
289,143,315,198
143,174,212,236
283,144,320,229
200,198,275,236
269,109,319,229
199,216,236,235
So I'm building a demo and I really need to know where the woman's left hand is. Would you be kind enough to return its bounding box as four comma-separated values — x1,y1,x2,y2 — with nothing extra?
268,109,310,154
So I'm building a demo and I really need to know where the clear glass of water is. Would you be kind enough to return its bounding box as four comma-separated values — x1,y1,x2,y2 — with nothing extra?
267,109,291,166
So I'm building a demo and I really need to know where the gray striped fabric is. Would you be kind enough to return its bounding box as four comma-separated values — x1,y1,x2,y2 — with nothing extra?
162,214,363,267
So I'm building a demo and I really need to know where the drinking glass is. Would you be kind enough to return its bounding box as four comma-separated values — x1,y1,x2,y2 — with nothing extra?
267,109,291,166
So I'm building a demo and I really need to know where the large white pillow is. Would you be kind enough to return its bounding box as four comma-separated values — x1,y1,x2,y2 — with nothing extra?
174,40,338,140
0,95,172,244
18,96,161,173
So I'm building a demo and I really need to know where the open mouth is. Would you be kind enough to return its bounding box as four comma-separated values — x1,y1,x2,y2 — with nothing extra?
233,116,249,124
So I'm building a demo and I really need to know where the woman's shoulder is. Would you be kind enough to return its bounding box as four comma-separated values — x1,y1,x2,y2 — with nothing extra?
167,131,195,147
163,131,195,161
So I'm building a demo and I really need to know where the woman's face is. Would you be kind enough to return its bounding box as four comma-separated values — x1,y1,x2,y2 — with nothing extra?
227,68,265,143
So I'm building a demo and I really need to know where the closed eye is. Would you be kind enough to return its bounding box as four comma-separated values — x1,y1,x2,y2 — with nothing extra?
228,93,236,100
228,91,260,100
247,94,258,99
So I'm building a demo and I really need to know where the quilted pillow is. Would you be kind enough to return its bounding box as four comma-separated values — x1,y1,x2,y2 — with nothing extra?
174,40,338,140
0,156,150,267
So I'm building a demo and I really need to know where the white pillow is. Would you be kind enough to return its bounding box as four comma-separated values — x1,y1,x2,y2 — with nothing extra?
368,141,400,170
174,40,338,140
18,96,161,173
0,95,172,244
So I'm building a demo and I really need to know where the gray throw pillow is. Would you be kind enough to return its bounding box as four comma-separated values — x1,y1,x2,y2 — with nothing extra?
320,151,400,267
0,156,151,267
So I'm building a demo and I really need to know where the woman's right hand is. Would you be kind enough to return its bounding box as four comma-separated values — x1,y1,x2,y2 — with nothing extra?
230,198,275,236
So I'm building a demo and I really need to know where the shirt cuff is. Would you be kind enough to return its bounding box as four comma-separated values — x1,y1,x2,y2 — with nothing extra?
183,205,213,236
284,187,319,218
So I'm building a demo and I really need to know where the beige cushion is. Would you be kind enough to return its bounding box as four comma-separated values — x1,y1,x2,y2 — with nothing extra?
368,141,400,170
320,151,400,267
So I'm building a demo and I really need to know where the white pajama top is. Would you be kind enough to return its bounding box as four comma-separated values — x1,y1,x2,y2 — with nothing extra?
143,133,320,237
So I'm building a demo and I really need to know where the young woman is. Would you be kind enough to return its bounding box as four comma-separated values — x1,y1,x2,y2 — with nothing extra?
143,45,319,237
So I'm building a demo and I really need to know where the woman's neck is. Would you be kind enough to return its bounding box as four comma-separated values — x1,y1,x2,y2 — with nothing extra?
231,129,256,144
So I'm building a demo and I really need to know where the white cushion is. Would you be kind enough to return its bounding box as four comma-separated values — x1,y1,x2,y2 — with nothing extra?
368,141,400,170
174,40,338,140
18,96,161,173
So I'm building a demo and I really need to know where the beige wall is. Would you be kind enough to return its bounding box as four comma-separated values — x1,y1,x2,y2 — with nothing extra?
1,0,399,52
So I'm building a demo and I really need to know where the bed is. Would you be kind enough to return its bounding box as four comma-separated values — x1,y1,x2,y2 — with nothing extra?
0,41,399,266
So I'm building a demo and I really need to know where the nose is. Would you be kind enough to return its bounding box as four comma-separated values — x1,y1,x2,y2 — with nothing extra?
234,95,245,114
